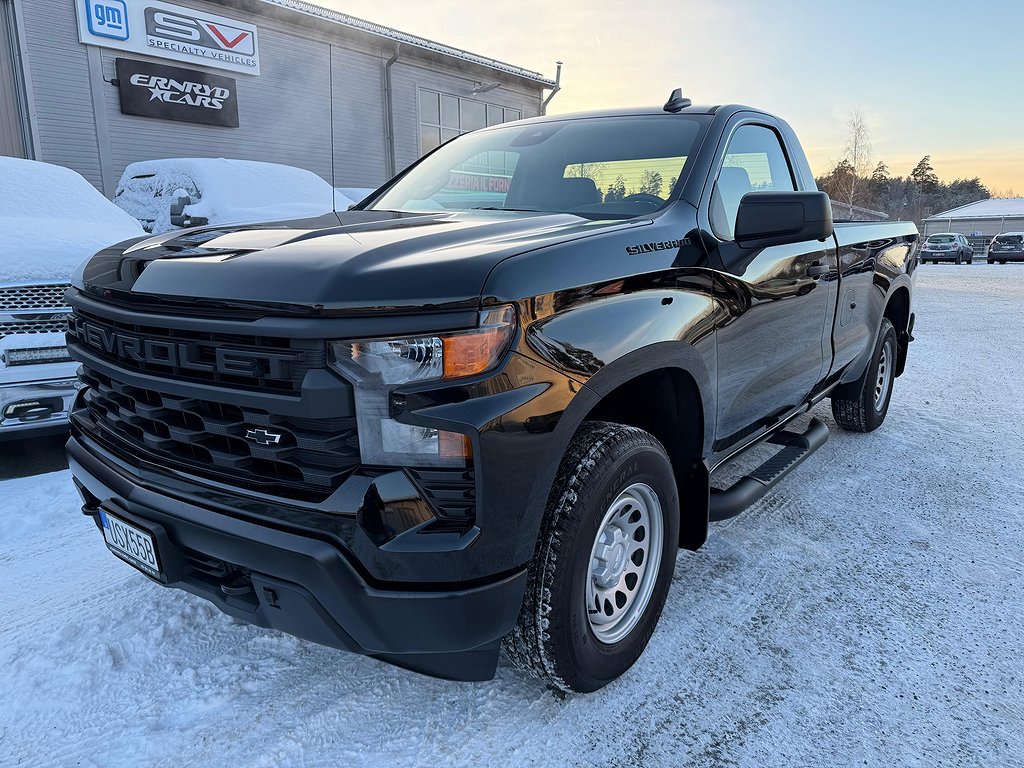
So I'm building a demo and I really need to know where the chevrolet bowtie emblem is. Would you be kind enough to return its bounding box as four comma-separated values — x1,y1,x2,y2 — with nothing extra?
246,428,283,446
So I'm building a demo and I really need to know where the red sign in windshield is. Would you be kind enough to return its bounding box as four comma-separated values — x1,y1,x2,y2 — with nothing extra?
447,172,511,193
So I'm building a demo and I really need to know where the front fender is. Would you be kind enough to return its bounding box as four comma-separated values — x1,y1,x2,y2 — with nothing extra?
521,281,719,456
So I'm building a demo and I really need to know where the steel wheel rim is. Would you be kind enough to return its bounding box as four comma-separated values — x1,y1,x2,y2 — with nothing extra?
586,482,664,645
874,339,893,411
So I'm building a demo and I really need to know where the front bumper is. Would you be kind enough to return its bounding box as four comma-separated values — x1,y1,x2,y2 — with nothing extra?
67,431,528,681
921,250,965,261
0,371,79,440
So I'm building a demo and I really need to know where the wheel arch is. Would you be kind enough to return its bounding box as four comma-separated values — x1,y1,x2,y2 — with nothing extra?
882,284,912,377
554,342,715,551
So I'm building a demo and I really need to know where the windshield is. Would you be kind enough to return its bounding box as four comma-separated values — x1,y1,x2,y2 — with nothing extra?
365,116,708,218
927,235,956,243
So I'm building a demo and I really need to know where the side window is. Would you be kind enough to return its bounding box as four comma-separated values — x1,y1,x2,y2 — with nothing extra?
709,124,796,241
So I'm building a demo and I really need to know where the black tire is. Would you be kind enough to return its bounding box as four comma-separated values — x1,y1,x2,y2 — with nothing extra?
831,318,897,432
504,422,679,693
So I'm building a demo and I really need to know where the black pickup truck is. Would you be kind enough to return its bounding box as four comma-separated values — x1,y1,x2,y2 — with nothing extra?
66,92,917,693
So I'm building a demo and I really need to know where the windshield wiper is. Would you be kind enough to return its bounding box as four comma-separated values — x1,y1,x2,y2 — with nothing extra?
470,206,545,213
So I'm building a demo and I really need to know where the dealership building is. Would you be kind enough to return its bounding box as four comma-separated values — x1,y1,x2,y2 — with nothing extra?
922,198,1024,238
0,0,558,195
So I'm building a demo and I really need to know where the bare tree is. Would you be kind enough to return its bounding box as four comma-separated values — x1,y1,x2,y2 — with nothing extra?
842,109,872,209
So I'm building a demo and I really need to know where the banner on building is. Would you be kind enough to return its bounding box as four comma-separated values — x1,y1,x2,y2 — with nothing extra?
116,58,240,127
77,0,260,76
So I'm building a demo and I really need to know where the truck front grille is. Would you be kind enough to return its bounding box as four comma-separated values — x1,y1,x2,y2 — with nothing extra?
0,317,71,336
68,309,318,394
77,367,360,501
0,283,70,311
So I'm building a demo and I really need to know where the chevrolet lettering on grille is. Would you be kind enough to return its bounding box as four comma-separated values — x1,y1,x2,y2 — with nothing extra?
70,316,302,380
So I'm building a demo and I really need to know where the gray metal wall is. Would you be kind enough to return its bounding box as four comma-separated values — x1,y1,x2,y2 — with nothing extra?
98,17,336,190
0,0,27,158
19,0,102,185
391,58,542,175
17,0,544,195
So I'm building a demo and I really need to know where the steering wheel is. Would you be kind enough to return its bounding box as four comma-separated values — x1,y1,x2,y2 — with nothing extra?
619,193,664,206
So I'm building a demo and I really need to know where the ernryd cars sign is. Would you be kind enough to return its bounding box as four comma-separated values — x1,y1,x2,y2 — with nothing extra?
77,0,260,75
116,59,239,127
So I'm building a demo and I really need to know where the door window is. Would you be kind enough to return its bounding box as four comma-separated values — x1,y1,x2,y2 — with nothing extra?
710,124,796,240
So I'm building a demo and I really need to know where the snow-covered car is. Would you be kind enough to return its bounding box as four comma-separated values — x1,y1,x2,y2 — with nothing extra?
112,158,356,234
0,157,144,440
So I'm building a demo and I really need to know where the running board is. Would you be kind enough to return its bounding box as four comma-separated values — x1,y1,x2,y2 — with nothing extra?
708,417,829,521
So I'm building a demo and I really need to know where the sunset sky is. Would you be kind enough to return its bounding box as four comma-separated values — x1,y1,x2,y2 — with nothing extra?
322,0,1023,194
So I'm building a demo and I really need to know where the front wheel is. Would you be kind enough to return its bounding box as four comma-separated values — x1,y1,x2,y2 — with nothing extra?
831,318,897,432
505,422,679,693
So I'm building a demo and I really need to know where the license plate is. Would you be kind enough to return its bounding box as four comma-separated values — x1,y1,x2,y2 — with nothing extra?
99,508,163,579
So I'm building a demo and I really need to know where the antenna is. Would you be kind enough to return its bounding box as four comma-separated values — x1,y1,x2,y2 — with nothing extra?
663,88,692,113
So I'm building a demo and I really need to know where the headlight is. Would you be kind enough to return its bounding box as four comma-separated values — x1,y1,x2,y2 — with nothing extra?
328,305,516,466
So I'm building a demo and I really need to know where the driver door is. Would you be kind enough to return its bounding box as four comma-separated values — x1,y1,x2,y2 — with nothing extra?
704,122,836,453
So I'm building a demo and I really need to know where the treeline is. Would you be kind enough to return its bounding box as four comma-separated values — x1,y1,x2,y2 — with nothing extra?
816,156,990,223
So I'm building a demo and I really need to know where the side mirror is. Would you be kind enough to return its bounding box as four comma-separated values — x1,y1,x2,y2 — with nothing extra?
734,191,833,250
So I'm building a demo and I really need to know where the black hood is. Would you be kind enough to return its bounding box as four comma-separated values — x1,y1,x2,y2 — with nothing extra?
79,210,646,314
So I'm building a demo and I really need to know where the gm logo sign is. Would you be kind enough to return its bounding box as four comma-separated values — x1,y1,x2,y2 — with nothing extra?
76,0,261,75
85,0,129,41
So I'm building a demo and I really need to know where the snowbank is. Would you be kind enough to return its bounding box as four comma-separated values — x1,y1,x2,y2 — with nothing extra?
113,158,347,233
0,157,145,284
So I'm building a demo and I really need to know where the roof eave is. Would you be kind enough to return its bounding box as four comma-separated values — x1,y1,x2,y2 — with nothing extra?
236,0,555,88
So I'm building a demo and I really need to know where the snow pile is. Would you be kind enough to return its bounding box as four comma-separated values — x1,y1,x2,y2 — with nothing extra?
0,157,145,284
1,269,1022,766
113,158,348,233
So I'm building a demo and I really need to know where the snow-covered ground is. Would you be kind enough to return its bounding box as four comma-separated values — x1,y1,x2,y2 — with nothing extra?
1,267,1021,767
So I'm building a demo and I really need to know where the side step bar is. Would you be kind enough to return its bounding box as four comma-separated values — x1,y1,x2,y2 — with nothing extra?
708,417,830,521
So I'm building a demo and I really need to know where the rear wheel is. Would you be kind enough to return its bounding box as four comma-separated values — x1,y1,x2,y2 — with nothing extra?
831,318,897,432
505,422,679,693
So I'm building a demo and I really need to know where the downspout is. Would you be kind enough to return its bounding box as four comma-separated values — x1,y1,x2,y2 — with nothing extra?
383,44,401,179
540,61,563,115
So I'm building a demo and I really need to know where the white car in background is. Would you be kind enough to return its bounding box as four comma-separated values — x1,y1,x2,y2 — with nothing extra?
0,157,144,440
112,158,368,233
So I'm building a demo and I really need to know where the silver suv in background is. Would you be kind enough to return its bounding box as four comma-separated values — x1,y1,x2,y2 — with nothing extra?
988,233,1024,264
0,158,143,440
920,233,974,264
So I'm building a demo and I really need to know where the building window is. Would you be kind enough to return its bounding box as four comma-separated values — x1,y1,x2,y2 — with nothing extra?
418,89,521,155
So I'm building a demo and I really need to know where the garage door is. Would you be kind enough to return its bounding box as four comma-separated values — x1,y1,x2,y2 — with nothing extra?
0,0,28,158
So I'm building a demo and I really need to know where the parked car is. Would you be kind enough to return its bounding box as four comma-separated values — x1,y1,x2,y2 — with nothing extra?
112,158,357,234
0,157,144,440
920,233,973,264
988,233,1024,263
66,94,917,692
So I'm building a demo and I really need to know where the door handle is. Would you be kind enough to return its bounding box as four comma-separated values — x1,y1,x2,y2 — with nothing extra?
806,263,829,278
